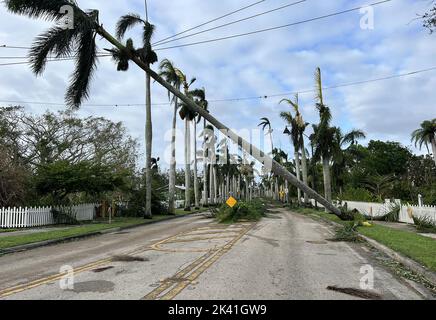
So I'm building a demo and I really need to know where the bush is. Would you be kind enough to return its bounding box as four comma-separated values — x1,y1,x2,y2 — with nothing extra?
216,199,266,223
413,216,436,233
340,187,375,202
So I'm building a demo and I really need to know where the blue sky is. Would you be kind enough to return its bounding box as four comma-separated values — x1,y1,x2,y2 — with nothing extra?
0,0,435,169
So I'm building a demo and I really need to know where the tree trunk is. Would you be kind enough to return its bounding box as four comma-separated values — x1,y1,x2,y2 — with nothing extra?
213,166,218,203
96,29,341,215
193,121,200,209
184,118,191,211
202,120,208,207
301,140,309,204
168,96,178,215
295,152,302,204
145,71,153,218
209,164,214,205
322,156,332,203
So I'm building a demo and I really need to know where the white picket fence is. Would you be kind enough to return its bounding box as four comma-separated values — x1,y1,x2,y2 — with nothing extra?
305,198,436,225
0,203,97,229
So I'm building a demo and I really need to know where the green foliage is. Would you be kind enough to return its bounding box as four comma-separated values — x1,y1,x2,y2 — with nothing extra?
413,216,436,233
362,140,412,176
340,187,375,202
216,199,266,223
33,161,129,205
332,222,361,242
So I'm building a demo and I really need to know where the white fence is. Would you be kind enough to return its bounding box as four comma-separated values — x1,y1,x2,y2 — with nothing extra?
305,198,436,225
0,203,97,229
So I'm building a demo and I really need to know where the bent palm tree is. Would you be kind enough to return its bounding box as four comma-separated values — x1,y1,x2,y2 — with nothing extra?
4,0,341,216
411,119,436,165
158,59,181,214
115,13,157,218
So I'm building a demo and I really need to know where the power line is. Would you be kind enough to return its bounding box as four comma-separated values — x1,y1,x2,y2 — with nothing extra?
0,54,111,66
1,65,434,107
152,0,266,45
154,0,393,51
154,0,307,47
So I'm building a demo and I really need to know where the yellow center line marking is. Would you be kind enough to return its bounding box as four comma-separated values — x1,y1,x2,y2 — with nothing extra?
159,224,254,300
0,224,208,298
142,250,218,300
142,223,255,300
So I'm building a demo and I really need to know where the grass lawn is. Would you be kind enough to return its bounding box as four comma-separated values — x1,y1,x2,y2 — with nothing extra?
0,212,192,251
293,207,436,272
175,207,208,215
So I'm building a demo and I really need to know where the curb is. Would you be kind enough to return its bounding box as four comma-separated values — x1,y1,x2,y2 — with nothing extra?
0,213,204,256
304,212,436,287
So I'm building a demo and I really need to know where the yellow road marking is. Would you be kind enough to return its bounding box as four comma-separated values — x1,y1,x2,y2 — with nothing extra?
0,224,205,298
143,223,254,300
142,250,217,300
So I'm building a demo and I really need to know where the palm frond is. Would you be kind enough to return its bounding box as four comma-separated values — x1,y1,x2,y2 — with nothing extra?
29,26,79,75
5,0,77,21
116,13,145,39
65,30,98,109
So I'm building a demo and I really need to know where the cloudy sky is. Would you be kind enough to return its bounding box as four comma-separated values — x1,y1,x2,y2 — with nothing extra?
0,0,435,169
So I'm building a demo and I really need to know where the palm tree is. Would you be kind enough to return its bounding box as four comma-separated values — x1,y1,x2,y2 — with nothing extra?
178,72,197,211
258,118,274,153
311,67,337,203
4,0,341,216
115,13,157,219
190,88,208,209
343,129,367,146
158,59,181,214
412,119,436,165
280,94,309,204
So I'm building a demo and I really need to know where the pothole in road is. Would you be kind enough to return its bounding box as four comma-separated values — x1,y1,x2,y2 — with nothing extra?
306,241,328,245
111,255,149,262
327,286,382,300
70,280,115,293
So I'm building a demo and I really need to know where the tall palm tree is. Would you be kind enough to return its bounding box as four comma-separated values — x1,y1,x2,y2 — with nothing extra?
280,94,309,204
311,67,336,203
178,72,197,211
258,118,274,153
190,88,208,209
115,13,157,219
4,0,341,216
412,119,436,165
158,59,181,214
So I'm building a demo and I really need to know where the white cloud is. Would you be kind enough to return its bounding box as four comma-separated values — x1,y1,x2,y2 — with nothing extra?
0,0,435,169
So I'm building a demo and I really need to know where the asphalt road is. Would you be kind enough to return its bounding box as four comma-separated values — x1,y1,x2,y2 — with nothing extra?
0,208,428,300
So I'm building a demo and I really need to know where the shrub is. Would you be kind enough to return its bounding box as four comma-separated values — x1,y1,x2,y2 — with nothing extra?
340,187,375,202
413,216,436,233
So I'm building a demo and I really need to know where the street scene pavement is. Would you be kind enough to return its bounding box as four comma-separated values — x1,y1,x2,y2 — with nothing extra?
0,208,427,300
